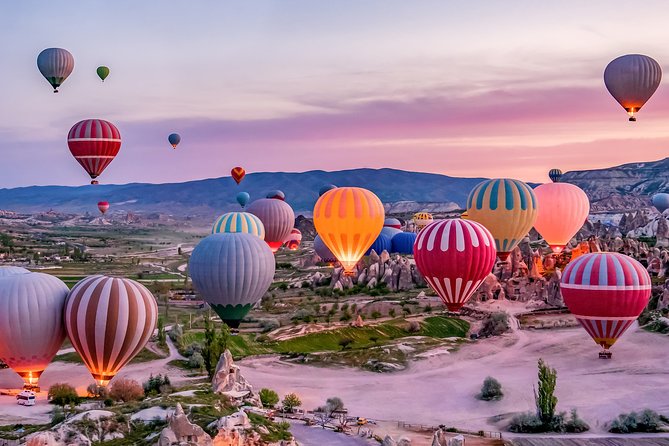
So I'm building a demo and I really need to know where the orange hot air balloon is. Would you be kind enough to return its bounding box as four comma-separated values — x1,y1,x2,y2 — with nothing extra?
313,187,384,275
231,167,246,184
533,180,590,253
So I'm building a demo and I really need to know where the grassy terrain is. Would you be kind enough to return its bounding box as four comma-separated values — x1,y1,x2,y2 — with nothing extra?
54,347,165,364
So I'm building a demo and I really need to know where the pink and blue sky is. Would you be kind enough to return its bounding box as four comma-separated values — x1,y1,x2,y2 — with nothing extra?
3,0,669,187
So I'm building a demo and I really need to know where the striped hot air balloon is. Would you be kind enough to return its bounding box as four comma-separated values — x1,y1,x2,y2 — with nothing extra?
414,219,497,312
37,48,74,93
384,218,402,230
313,187,385,275
247,196,295,252
0,272,69,386
533,181,589,253
67,119,121,184
548,169,563,183
561,253,651,355
604,54,662,121
466,178,538,260
284,228,302,250
413,212,433,232
212,212,265,240
64,275,158,385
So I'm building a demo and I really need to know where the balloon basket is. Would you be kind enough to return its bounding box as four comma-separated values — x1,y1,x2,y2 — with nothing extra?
598,350,612,359
22,384,40,392
628,116,636,122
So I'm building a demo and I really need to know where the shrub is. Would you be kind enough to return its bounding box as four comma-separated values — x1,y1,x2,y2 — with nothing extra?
479,312,510,337
259,388,279,408
168,324,183,343
565,409,590,433
339,311,352,322
609,409,662,433
338,338,354,350
109,378,144,402
407,321,420,333
143,374,171,396
282,393,302,412
259,319,280,333
371,311,381,320
48,383,80,407
389,309,396,318
188,352,205,369
87,383,108,399
508,412,544,433
183,342,202,357
478,377,503,401
424,304,433,313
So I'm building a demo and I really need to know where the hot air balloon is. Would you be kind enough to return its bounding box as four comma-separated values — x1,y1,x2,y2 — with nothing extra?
64,275,158,385
604,54,662,121
266,190,285,201
652,193,669,214
561,252,651,357
365,233,392,256
168,133,181,149
284,228,302,250
0,266,29,277
391,232,417,255
548,169,563,183
319,184,337,196
96,66,110,82
413,212,433,232
414,219,496,312
67,119,121,184
533,181,590,253
381,226,402,239
212,212,265,240
98,201,109,215
0,272,69,386
236,192,250,208
247,195,295,252
231,167,246,184
466,179,538,261
384,218,402,229
313,187,384,275
314,235,337,263
189,233,275,328
460,211,470,220
37,48,74,93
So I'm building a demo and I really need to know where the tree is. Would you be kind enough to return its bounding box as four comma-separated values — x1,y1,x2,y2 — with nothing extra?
259,388,280,408
202,318,231,378
157,317,167,348
282,393,302,413
479,376,503,401
48,383,80,407
109,378,144,402
87,383,108,399
535,359,558,424
315,397,345,429
338,338,353,350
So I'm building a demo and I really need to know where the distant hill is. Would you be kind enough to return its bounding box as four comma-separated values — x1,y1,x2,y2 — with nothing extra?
0,169,486,217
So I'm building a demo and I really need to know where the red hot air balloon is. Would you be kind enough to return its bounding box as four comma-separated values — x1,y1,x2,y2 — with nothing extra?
561,252,651,358
67,119,121,184
97,201,109,215
231,167,246,185
414,219,497,312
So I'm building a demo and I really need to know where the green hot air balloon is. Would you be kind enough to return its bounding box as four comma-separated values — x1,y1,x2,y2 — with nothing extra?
97,66,110,82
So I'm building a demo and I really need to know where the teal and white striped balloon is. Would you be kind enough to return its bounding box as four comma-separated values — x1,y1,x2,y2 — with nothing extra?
212,212,265,240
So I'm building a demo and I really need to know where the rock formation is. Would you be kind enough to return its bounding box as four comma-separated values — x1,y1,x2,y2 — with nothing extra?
382,435,412,446
159,403,213,446
212,350,261,407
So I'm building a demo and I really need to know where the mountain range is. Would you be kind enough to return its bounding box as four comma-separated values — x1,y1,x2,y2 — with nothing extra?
0,157,667,217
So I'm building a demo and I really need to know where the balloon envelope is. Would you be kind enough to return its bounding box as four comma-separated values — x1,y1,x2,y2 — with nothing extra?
96,66,110,81
413,212,433,231
314,235,337,263
652,193,669,213
65,275,158,385
313,187,385,274
548,169,563,183
384,218,402,229
189,233,276,327
168,133,181,149
533,183,590,253
319,184,337,196
98,201,109,215
381,227,402,239
414,219,496,312
266,190,286,201
561,253,650,350
231,167,246,184
37,48,74,92
247,198,295,252
391,232,417,255
466,178,538,260
365,233,392,256
604,54,662,121
236,192,250,208
67,119,121,184
284,228,302,250
0,272,69,385
212,212,265,240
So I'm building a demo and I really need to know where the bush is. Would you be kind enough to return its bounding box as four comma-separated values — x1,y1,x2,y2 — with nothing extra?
479,312,510,337
478,377,503,401
168,324,183,343
371,311,381,320
183,342,202,357
143,374,171,396
259,388,279,408
87,383,108,399
188,352,205,369
48,383,80,407
508,412,544,433
338,338,354,350
259,319,280,333
109,378,144,402
609,409,662,433
565,409,590,433
282,393,302,412
407,321,420,333
103,398,114,407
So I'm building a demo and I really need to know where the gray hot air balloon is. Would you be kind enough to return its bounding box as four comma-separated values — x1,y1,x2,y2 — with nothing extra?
314,234,337,263
0,272,69,386
652,193,669,214
37,48,75,93
247,195,295,253
189,232,276,328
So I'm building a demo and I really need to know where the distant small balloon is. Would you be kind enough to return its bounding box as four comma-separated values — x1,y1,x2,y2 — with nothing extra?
37,48,74,93
266,190,286,201
548,169,563,183
168,133,181,149
96,66,110,82
231,167,246,184
236,192,250,208
604,54,662,121
319,184,337,196
97,201,109,215
652,193,669,214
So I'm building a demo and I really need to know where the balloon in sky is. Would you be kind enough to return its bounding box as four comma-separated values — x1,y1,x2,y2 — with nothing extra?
266,190,286,201
284,228,302,250
319,184,337,196
365,233,392,256
231,167,246,184
37,48,74,93
97,201,109,215
414,219,496,312
168,133,181,149
391,231,417,255
384,218,402,229
0,272,69,386
236,191,250,208
413,212,433,231
189,233,275,328
96,66,110,82
314,234,337,263
604,54,662,121
247,196,295,252
561,253,650,353
212,211,265,240
67,119,121,184
548,169,563,183
651,193,669,214
533,181,590,253
466,178,538,260
313,187,384,275
65,275,158,385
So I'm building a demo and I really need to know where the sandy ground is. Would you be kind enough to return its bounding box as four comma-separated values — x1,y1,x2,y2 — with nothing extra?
239,324,669,435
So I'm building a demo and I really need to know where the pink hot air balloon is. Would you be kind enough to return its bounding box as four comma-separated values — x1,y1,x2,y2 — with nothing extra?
247,194,295,253
561,252,651,358
533,181,590,253
284,228,302,250
414,219,497,312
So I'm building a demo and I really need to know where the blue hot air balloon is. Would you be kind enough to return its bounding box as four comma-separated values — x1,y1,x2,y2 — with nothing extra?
391,232,417,255
189,233,275,328
37,48,75,93
236,192,250,208
168,133,181,149
381,227,402,239
365,233,392,256
319,184,337,197
652,193,669,214
212,212,265,239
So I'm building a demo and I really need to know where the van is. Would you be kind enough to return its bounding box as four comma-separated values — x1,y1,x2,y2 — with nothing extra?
16,390,36,406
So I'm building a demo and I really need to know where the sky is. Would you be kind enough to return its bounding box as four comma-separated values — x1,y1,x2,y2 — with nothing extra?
3,0,669,187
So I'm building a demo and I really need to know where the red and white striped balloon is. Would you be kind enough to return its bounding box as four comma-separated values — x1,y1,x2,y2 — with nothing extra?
67,119,121,184
561,252,651,350
414,219,497,312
